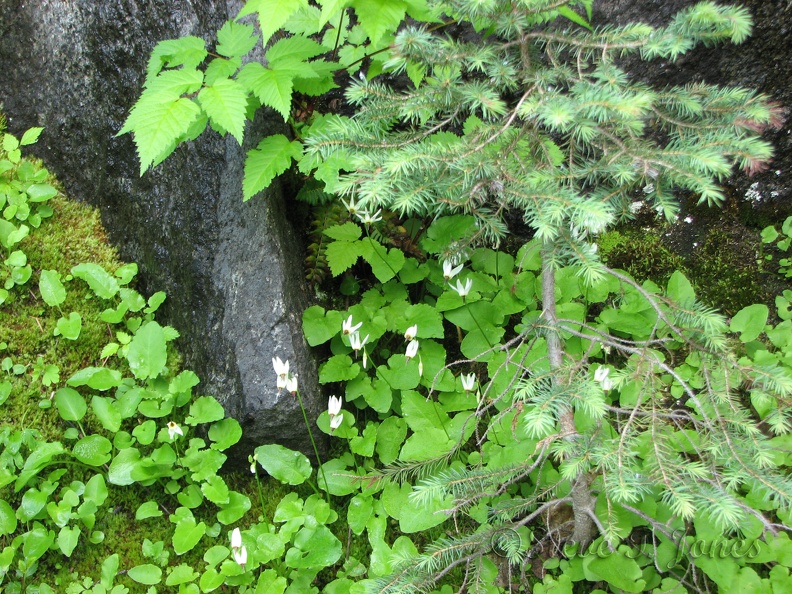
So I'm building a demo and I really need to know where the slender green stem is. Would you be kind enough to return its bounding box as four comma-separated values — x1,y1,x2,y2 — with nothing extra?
295,388,332,508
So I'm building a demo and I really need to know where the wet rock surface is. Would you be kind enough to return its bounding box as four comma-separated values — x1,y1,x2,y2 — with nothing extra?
0,0,324,460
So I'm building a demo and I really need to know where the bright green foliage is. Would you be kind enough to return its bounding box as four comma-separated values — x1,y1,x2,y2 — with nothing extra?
762,215,792,278
121,0,427,188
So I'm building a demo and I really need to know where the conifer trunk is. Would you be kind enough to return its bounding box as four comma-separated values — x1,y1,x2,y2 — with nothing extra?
541,242,597,549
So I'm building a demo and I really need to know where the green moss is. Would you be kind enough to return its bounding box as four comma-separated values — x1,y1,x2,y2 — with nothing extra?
598,228,685,285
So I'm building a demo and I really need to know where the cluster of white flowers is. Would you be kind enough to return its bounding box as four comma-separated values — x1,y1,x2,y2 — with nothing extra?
442,259,472,298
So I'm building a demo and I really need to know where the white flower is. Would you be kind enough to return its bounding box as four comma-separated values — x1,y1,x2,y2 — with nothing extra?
418,356,423,377
285,374,298,394
249,455,257,474
342,315,362,336
404,324,418,341
167,421,183,440
356,209,382,225
405,339,419,361
450,278,473,298
328,395,342,417
231,527,242,550
461,373,476,392
233,545,248,567
273,357,289,391
349,332,369,351
443,260,463,281
594,366,614,391
362,349,368,369
341,197,360,214
329,414,343,430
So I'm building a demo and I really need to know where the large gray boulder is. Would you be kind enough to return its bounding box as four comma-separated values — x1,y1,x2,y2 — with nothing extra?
0,1,324,459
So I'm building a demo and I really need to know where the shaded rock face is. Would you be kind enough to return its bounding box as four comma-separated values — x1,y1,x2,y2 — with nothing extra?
594,0,792,220
0,0,324,460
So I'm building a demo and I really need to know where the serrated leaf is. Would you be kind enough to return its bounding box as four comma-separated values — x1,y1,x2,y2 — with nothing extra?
242,134,303,200
143,68,204,95
39,269,66,307
238,62,295,121
127,321,168,380
324,222,362,241
146,36,207,78
120,96,203,174
198,78,247,144
216,20,259,58
318,0,350,27
71,263,119,299
350,0,406,44
237,0,308,45
204,56,242,86
267,36,329,64
326,240,361,276
20,127,44,146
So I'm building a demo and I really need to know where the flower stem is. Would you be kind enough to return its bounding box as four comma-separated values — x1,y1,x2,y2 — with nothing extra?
295,389,332,508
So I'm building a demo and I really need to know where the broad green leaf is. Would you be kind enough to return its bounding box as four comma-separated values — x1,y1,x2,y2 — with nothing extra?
319,354,361,383
376,416,408,465
237,0,308,45
360,239,405,283
584,544,647,592
128,564,163,586
185,396,225,425
54,312,82,340
302,305,344,346
287,524,342,569
0,500,17,535
216,21,259,58
165,564,199,586
84,474,109,507
242,134,303,200
15,441,64,491
136,501,164,520
255,444,312,485
198,78,247,143
216,491,251,524
26,183,57,202
208,417,242,450
68,367,122,391
23,525,55,563
101,554,120,589
127,321,168,380
72,435,113,466
107,447,141,485
53,387,87,421
200,476,230,505
71,263,120,299
173,516,206,555
347,494,373,535
39,269,66,307
58,525,81,556
730,303,768,342
92,396,123,432
666,270,695,305
0,381,10,406
318,457,358,496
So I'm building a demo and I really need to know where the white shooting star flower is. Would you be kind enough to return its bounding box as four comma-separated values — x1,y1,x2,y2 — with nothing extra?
342,315,362,336
405,339,419,361
167,421,183,440
461,373,476,392
285,373,298,395
273,357,289,391
594,366,614,391
233,545,248,567
356,209,382,225
329,414,343,430
231,527,242,550
404,324,418,341
450,278,473,298
443,260,463,281
341,197,360,215
328,395,342,417
349,332,369,352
